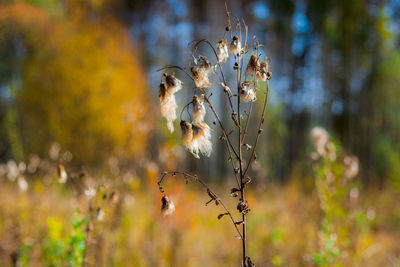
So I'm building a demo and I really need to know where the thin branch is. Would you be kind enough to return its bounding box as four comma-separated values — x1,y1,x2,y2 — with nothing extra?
241,44,260,145
203,95,239,160
158,171,243,239
157,65,194,82
243,81,270,177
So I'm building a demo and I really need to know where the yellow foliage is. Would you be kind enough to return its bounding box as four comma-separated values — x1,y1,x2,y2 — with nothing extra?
0,3,152,164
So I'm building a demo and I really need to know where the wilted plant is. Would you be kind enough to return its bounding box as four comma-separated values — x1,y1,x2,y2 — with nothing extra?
156,4,271,266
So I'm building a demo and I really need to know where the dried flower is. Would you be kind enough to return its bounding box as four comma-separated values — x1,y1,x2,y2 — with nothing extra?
230,35,241,55
192,122,212,157
192,95,206,123
240,81,256,102
161,195,175,216
180,120,196,157
159,82,178,132
191,66,211,88
246,55,259,78
198,56,213,74
164,73,183,94
217,39,229,63
180,120,212,158
256,61,269,81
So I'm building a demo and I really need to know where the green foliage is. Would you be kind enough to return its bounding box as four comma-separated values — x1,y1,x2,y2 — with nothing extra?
310,131,362,266
43,214,87,267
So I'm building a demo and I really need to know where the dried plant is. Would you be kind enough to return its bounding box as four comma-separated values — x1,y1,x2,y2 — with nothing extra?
156,4,271,266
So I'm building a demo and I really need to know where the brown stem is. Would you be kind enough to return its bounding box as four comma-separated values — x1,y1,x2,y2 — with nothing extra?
243,81,270,178
158,171,243,239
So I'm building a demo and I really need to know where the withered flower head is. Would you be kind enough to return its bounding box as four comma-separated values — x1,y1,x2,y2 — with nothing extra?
164,73,183,94
192,122,212,157
158,82,168,100
230,35,242,55
161,195,175,216
192,94,206,123
246,55,260,77
159,82,178,132
180,120,212,158
198,56,213,74
191,66,211,89
256,61,269,81
180,120,197,157
217,39,229,63
240,81,256,102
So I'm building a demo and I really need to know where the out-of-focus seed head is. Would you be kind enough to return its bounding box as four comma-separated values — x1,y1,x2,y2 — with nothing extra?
161,195,175,216
344,155,359,179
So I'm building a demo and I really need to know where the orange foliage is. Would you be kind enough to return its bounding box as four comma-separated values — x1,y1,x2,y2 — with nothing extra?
0,2,153,164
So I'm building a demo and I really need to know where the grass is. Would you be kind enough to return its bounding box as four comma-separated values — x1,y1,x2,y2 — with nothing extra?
0,172,399,266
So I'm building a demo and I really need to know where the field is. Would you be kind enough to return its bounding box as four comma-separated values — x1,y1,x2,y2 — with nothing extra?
1,161,400,266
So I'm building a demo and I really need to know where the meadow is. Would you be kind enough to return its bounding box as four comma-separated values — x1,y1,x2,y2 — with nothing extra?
1,151,400,266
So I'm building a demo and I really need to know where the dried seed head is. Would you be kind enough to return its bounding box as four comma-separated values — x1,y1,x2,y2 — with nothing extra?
246,55,260,77
180,121,212,158
344,155,359,179
230,35,241,55
191,66,211,88
161,195,175,216
57,164,68,184
164,73,183,94
97,207,105,221
198,56,213,74
159,83,178,132
240,81,256,102
217,40,229,63
256,61,269,81
180,120,195,155
17,175,28,191
192,95,206,123
192,122,212,157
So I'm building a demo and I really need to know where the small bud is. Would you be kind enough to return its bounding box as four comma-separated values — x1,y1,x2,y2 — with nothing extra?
218,213,229,219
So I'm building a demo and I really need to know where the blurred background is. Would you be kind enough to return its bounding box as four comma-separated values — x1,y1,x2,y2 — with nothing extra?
1,0,400,266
